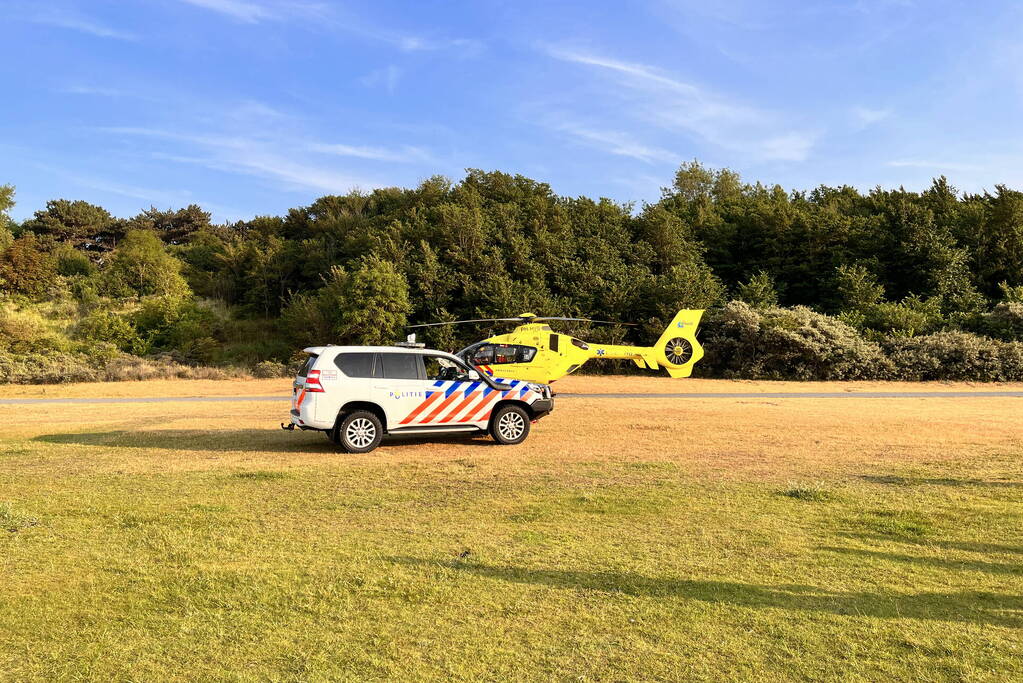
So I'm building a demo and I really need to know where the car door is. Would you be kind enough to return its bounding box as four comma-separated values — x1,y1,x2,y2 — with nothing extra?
374,351,430,428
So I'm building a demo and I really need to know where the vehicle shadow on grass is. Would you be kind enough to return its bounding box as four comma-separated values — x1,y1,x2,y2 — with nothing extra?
34,429,336,453
390,557,1023,628
33,429,498,453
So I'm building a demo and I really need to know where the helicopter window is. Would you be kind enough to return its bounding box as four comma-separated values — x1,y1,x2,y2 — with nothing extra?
549,334,559,352
469,344,493,365
474,344,537,364
423,355,472,381
493,344,518,364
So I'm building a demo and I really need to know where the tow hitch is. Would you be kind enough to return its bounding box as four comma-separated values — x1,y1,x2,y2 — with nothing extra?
281,422,295,431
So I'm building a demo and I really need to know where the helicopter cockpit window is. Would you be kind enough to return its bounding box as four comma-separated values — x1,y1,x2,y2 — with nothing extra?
424,355,472,382
471,344,536,365
469,344,493,365
493,344,518,364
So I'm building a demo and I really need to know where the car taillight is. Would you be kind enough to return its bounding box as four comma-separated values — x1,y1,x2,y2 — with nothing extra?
305,369,325,393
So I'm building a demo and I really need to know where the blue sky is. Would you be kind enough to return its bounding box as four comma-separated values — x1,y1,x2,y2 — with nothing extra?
2,0,1022,222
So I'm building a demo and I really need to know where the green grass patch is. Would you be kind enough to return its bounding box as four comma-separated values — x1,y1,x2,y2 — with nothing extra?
780,481,836,502
0,502,39,532
231,470,291,480
862,509,936,538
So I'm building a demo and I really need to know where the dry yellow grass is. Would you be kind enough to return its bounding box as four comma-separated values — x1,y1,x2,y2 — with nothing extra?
3,373,1023,399
2,378,1022,680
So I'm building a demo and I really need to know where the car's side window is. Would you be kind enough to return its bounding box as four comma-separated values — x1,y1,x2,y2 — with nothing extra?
380,353,421,380
334,352,378,378
423,355,472,382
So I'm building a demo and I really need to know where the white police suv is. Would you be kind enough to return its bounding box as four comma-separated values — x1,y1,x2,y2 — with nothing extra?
285,344,554,453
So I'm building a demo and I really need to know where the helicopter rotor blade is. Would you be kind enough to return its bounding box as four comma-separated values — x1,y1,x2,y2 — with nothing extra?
531,317,638,326
406,318,526,328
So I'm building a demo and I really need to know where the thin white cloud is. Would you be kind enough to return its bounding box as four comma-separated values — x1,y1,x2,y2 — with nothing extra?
97,126,398,194
360,66,402,94
545,45,815,163
29,9,137,41
547,47,703,97
853,106,892,126
554,125,678,164
759,133,815,162
887,160,983,172
308,142,432,163
62,85,128,98
175,0,302,23
173,0,481,56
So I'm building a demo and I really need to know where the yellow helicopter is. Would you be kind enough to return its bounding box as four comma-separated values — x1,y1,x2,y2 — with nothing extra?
409,310,705,384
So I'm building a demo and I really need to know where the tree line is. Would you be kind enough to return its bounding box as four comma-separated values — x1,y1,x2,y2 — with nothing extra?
1,162,1022,383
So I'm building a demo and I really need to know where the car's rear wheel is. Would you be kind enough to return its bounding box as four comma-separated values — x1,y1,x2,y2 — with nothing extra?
336,410,383,453
489,404,530,445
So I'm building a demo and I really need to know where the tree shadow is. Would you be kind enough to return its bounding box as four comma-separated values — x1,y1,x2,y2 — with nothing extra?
837,532,1023,557
390,557,1023,628
820,546,1022,576
859,475,1023,488
33,429,496,453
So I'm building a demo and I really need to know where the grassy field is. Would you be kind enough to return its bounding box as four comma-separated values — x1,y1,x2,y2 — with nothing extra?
1,376,1022,680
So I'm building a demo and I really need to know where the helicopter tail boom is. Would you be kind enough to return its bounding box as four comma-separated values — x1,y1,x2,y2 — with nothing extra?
579,310,705,377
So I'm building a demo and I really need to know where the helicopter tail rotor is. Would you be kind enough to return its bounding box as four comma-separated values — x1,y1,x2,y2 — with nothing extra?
654,310,705,378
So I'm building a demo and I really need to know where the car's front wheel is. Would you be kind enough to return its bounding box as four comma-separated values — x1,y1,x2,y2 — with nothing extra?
336,410,383,453
489,404,530,445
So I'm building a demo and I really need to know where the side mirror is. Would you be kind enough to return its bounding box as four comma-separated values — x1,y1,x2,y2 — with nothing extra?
467,370,480,380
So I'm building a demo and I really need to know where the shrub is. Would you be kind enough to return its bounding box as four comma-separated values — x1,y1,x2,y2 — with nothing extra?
980,301,1023,342
252,360,288,378
0,235,57,298
0,350,101,383
53,244,96,277
735,271,779,308
101,230,191,299
131,296,226,362
699,301,893,380
881,331,1023,381
859,296,944,337
74,310,144,354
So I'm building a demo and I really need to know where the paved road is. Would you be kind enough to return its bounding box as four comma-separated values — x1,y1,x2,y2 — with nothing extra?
2,391,1022,406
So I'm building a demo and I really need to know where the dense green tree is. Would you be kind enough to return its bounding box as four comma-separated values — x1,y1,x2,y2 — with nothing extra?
128,205,212,244
23,199,117,247
0,234,57,297
101,230,190,298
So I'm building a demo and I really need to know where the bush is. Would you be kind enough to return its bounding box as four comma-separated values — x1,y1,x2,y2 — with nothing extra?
980,302,1023,341
699,301,893,380
0,350,102,383
881,332,1023,381
0,235,57,298
53,244,96,277
74,310,144,354
132,296,226,362
101,230,191,299
0,305,68,354
252,360,288,378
